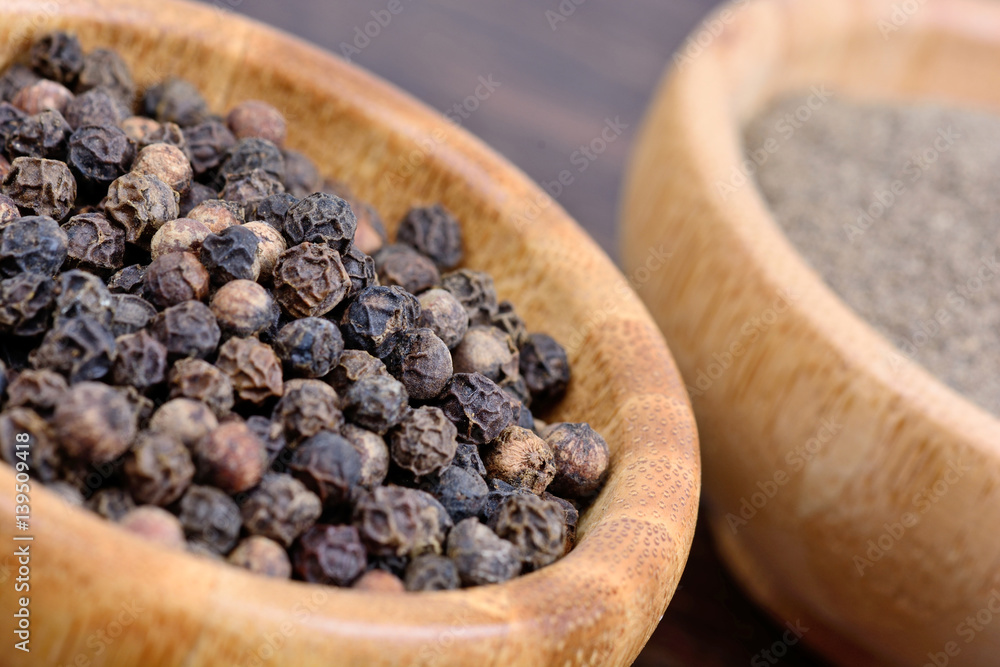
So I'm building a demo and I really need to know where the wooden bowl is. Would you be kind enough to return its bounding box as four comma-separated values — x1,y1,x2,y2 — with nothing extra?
621,0,1000,664
0,1,700,665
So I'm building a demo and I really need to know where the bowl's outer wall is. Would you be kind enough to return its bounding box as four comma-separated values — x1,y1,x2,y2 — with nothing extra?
622,0,1000,665
0,1,700,666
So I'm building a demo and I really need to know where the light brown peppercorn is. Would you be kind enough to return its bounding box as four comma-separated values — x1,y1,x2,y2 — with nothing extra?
446,517,521,586
124,430,195,506
120,116,161,143
119,506,186,549
149,218,212,259
389,406,458,479
2,157,77,221
187,199,243,233
148,398,219,449
0,157,10,183
272,242,350,318
5,369,67,412
215,336,284,404
0,193,17,224
482,425,556,494
240,473,322,547
12,79,74,115
104,172,179,246
451,326,519,384
228,536,292,578
168,358,235,417
544,422,610,499
243,221,286,281
53,382,137,464
492,494,566,571
351,569,405,593
272,379,344,445
194,420,267,493
341,423,390,489
227,100,287,147
143,251,210,308
210,279,274,337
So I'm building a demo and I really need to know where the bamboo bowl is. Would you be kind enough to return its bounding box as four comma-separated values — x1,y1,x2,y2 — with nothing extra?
0,1,700,665
622,0,1000,664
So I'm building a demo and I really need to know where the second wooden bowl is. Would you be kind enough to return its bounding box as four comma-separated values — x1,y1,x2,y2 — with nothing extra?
0,1,700,665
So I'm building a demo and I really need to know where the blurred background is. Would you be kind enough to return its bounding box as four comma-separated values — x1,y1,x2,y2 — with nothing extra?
195,1,829,664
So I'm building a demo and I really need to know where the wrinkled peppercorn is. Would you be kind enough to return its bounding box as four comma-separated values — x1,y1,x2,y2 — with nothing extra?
545,422,610,499
52,269,113,326
108,294,156,337
29,32,84,84
282,150,322,197
325,349,389,394
146,78,209,127
541,491,578,553
438,373,515,445
272,242,350,318
30,315,116,382
148,398,218,449
293,524,367,586
374,244,440,295
107,264,146,294
2,158,76,221
149,300,220,359
338,242,377,300
178,484,242,554
76,49,135,103
274,317,343,379
452,443,487,477
341,286,420,358
112,329,167,389
288,430,361,508
0,407,61,482
251,193,297,229
87,487,135,521
446,517,520,586
8,109,71,160
12,80,73,116
272,379,343,445
4,368,66,412
193,420,267,493
282,193,357,252
119,506,185,549
179,182,216,217
389,406,457,479
492,493,566,571
124,430,195,506
183,120,236,176
341,423,390,489
143,251,210,308
227,100,287,147
353,485,448,558
168,358,234,417
217,137,285,186
120,116,160,143
104,172,179,246
149,218,211,260
419,464,488,523
62,211,125,273
52,382,136,463
343,374,409,435
0,272,55,336
404,554,460,591
482,425,555,495
228,536,292,578
417,288,468,350
441,269,498,325
200,225,260,284
519,333,571,403
384,329,453,401
240,473,322,547
211,280,275,337
64,87,128,129
243,221,286,281
187,199,243,234
220,168,285,208
215,336,283,404
132,143,192,194
396,204,463,270
451,326,518,385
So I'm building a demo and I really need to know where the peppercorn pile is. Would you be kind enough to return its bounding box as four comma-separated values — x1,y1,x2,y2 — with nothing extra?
0,32,611,592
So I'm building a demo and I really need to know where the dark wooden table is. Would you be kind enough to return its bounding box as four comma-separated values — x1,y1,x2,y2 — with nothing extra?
198,1,833,664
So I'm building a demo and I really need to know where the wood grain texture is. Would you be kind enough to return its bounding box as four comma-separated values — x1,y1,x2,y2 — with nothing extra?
0,0,700,665
622,0,1000,665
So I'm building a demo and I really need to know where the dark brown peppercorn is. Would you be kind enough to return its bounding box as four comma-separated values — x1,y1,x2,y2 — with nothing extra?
227,100,287,147
419,464,489,523
0,407,61,482
53,382,136,463
178,484,242,554
243,221,286,281
217,137,285,186
452,443,487,478
188,199,244,234
107,264,147,294
124,430,195,506
404,554,460,591
339,242,377,299
132,143,193,194
8,109,71,160
147,78,209,127
104,172,179,246
200,224,260,284
4,369,66,412
2,158,76,221
219,168,285,208
438,373,516,445
119,506,185,549
246,415,287,466
210,279,275,337
30,315,116,383
11,80,73,116
282,193,357,252
149,218,212,260
215,336,284,405
194,420,267,493
341,285,420,358
293,524,367,586
374,244,440,295
352,569,405,593
183,120,236,177
272,379,344,445
0,66,39,105
481,425,555,494
250,193,297,230
397,204,464,270
108,294,156,337
282,150,322,198
112,329,168,389
63,87,129,129
275,317,344,378
288,430,362,508
492,493,566,571
325,349,389,394
149,300,220,359
228,536,292,578
353,485,447,558
0,272,55,336
168,358,234,417
341,423,390,489
52,269,113,326
441,269,498,325
342,374,409,435
272,242,350,318
240,473,322,547
179,182,216,217
87,487,135,521
148,398,219,449
491,300,529,348
519,333,571,403
29,32,84,85
446,517,520,586
389,406,457,479
136,121,186,151
541,491,579,553
417,288,469,349
143,251,210,308
382,328,453,401
76,49,135,103
62,212,126,273
545,423,610,499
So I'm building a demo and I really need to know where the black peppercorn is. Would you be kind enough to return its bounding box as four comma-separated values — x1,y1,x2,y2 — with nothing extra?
228,536,292,578
325,349,389,394
388,406,457,479
451,326,518,384
63,88,129,129
339,242,377,299
143,251,210,308
4,368,66,413
492,493,566,571
438,373,515,445
53,382,136,463
108,293,157,337
375,245,440,296
243,221,286,281
124,430,195,506
179,182,216,218
76,49,135,104
107,264,147,294
104,172,179,247
272,379,344,445
404,554,460,591
210,279,275,337
282,150,322,198
341,423,390,489
491,300,529,349
219,168,285,208
519,333,571,403
112,329,167,389
148,397,219,449
342,374,409,435
452,443,487,478
30,314,117,383
2,158,76,221
87,487,135,521
0,407,61,482
215,336,284,405
293,524,367,586
288,430,362,508
61,212,126,273
419,464,488,523
250,193,297,230
52,269,113,326
396,204,463,270
446,517,520,586
441,269,498,325
282,193,357,252
341,285,420,358
383,328,452,400
0,272,55,337
200,224,260,284
193,420,267,493
217,137,285,186
541,491,579,553
353,485,448,558
246,415,288,467
0,66,39,105
168,358,234,417
274,317,343,378
183,120,236,177
240,473,322,547
149,300,220,359
7,109,71,160
272,242,350,318
29,32,84,85
417,288,468,349
544,422,610,499
146,78,209,127
178,484,242,554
